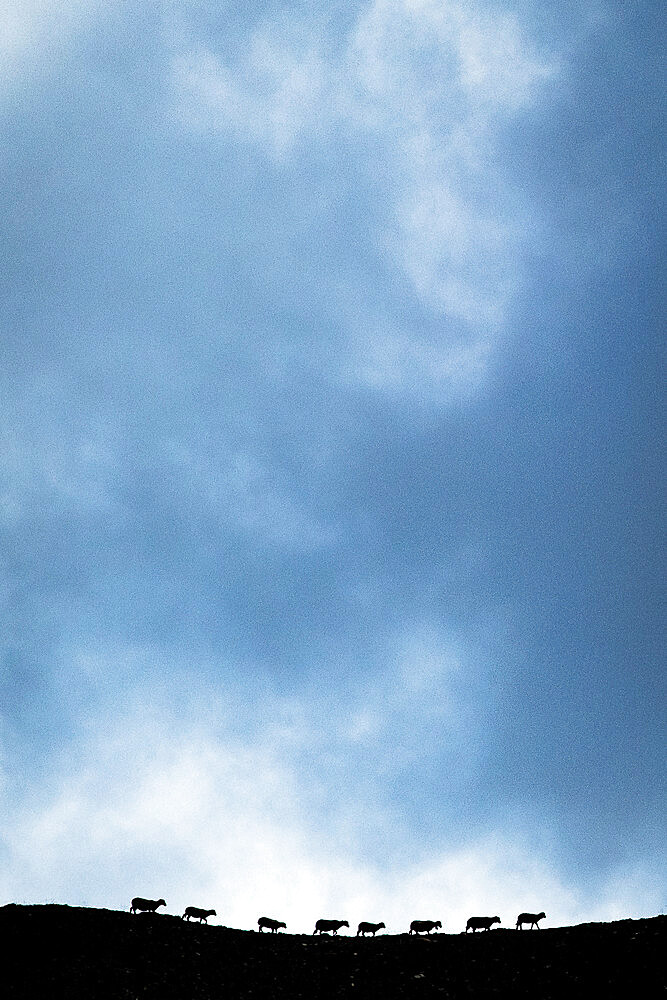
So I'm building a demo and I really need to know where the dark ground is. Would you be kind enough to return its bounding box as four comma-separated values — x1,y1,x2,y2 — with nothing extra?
1,904,664,999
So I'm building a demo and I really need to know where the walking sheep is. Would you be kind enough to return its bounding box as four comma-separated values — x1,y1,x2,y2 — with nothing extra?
466,916,500,932
182,906,216,923
130,897,166,914
409,919,442,935
516,911,546,930
313,919,349,935
258,917,287,933
356,921,386,936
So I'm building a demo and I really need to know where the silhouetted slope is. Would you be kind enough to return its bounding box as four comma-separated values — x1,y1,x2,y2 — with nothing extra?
2,905,664,999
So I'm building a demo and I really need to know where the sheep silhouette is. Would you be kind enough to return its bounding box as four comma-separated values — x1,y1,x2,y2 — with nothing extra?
356,921,386,936
130,897,166,914
258,917,287,933
182,906,216,923
516,911,546,929
313,919,349,935
466,916,500,932
409,919,442,935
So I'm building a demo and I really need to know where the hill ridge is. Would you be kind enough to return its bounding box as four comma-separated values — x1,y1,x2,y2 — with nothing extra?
2,904,665,998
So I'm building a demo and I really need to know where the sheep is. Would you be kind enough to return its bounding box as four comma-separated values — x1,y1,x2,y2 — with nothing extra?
466,916,500,933
182,906,216,923
516,911,546,930
409,919,442,935
313,919,350,935
356,921,386,937
130,897,166,914
258,917,287,933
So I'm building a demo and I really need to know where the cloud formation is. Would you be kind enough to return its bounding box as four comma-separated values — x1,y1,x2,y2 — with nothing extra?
3,666,662,930
0,0,105,97
1,0,663,931
172,0,556,384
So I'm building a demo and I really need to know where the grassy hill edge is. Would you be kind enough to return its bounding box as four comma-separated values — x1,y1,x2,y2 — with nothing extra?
2,904,665,998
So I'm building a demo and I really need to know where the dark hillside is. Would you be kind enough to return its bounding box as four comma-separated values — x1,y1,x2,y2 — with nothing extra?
1,904,664,999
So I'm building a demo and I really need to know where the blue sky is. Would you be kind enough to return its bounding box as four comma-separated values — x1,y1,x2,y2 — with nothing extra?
1,0,664,931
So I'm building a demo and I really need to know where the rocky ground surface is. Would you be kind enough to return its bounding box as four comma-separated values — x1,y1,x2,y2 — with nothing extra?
1,904,664,998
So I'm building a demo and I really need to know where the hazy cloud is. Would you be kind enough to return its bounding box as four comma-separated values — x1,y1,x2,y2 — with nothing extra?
3,676,661,928
171,0,557,389
0,0,106,96
162,441,335,550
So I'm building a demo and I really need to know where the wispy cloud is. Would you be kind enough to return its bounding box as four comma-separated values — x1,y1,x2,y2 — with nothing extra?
162,441,335,550
0,375,120,523
171,0,557,383
0,0,105,96
341,319,492,400
173,34,327,158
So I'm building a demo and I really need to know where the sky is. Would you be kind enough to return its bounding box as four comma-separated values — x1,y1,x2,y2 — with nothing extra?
0,0,664,933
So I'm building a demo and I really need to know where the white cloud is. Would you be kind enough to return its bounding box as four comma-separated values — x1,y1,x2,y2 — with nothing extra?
2,613,663,927
452,6,556,109
173,31,326,158
343,321,492,400
0,375,120,524
388,127,523,326
2,688,661,930
0,0,106,96
170,0,557,392
162,441,335,550
5,633,662,929
347,0,554,117
243,620,478,780
0,374,330,548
